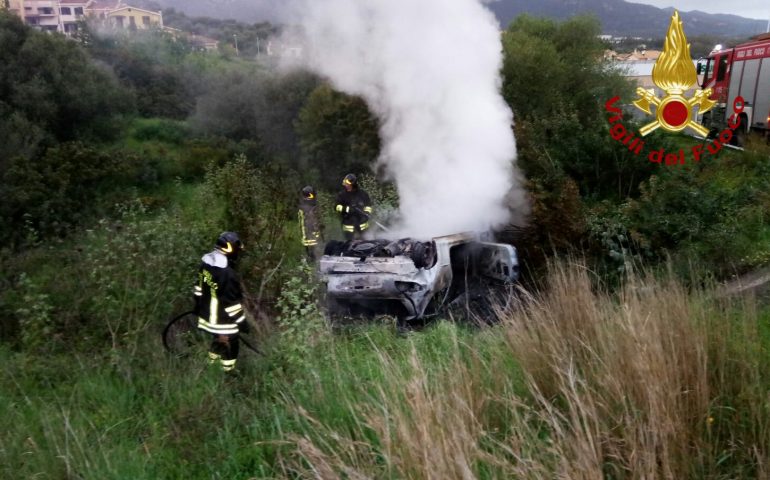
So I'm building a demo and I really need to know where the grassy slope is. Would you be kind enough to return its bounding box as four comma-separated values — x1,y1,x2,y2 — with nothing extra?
2,262,769,478
3,123,770,478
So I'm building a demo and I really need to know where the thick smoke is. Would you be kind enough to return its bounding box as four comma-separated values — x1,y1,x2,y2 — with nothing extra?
292,0,527,238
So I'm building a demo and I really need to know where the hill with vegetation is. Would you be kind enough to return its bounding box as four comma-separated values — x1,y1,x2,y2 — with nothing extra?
487,0,767,37
137,0,767,37
2,10,770,478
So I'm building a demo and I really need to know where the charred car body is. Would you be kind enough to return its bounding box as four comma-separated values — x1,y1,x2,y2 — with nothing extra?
319,232,519,320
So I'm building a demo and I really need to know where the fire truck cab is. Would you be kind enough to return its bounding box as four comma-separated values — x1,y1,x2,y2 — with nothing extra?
698,33,770,142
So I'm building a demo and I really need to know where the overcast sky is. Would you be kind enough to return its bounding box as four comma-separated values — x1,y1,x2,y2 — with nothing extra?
633,0,769,21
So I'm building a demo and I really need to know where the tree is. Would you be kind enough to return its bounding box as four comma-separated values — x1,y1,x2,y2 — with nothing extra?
191,69,320,161
0,11,132,152
0,13,135,246
0,143,139,247
295,84,381,189
501,15,655,200
85,26,193,118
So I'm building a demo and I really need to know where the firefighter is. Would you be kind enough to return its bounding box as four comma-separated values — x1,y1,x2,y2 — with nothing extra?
298,185,323,261
193,231,248,372
335,173,372,241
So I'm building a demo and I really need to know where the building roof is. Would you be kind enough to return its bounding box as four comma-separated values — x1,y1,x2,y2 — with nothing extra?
605,49,662,62
109,5,161,15
59,0,90,4
616,60,697,77
88,0,122,11
190,34,218,45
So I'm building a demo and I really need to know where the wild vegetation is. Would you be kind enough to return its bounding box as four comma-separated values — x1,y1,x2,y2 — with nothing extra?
1,10,769,478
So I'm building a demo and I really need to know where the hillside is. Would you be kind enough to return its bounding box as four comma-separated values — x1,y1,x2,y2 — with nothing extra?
487,0,767,37
3,10,770,478
139,0,767,37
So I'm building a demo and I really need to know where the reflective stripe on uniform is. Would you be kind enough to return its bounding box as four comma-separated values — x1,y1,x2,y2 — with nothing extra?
303,239,318,246
198,318,239,335
335,204,343,213
363,206,373,213
221,361,236,372
194,285,202,296
342,225,355,232
225,304,242,313
200,326,239,335
299,210,307,245
359,222,369,230
210,297,219,324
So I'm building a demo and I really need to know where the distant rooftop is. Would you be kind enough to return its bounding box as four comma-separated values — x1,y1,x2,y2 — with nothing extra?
88,0,122,11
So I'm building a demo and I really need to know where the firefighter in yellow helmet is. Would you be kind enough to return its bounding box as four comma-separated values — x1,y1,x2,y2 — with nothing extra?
335,174,372,241
192,232,248,372
298,185,323,260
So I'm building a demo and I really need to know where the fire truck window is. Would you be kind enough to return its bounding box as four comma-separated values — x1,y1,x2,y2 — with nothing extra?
716,55,728,82
702,58,714,83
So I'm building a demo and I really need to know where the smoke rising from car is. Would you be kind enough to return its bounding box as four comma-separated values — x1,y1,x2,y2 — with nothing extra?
286,0,527,238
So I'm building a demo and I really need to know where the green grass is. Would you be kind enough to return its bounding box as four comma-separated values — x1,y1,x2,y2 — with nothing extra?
3,122,770,478
0,320,526,479
3,264,770,478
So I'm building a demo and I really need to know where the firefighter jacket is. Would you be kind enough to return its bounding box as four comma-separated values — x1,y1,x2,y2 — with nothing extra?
335,188,373,232
193,250,245,335
298,198,322,246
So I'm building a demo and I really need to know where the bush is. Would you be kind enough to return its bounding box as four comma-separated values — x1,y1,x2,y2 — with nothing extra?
203,154,303,306
273,261,329,376
0,11,133,160
133,119,191,144
0,192,219,352
0,142,142,248
296,84,381,189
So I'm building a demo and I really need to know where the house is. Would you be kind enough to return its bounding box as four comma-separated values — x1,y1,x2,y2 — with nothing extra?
7,0,63,32
189,34,218,52
266,39,303,58
6,0,162,35
59,0,89,34
605,48,662,62
105,5,162,30
85,0,119,20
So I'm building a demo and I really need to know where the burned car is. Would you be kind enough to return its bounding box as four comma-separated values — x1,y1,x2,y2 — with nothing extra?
319,232,519,320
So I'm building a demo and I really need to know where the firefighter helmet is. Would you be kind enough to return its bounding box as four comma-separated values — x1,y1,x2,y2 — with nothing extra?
342,173,357,189
301,185,316,199
216,231,244,256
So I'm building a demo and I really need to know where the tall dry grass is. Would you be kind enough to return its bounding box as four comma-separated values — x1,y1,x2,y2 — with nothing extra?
277,261,770,479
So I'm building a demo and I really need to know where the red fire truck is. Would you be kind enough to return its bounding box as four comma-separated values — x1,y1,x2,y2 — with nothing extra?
697,32,770,143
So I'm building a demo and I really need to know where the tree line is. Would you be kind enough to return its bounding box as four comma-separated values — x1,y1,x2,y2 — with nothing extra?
2,10,769,280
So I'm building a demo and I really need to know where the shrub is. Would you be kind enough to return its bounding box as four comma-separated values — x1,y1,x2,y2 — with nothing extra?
14,273,55,352
273,261,329,376
0,142,141,248
625,144,770,278
203,154,302,307
0,189,219,353
133,119,191,144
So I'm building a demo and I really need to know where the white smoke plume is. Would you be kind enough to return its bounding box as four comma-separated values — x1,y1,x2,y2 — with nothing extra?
290,0,527,238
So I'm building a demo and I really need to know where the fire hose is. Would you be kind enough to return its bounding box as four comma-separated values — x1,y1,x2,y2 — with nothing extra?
352,206,390,232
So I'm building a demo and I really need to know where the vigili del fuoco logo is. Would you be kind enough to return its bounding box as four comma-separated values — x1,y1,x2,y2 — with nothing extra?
605,11,745,165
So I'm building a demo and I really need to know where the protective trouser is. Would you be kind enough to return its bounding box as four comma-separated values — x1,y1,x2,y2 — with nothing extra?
342,221,370,241
208,334,240,372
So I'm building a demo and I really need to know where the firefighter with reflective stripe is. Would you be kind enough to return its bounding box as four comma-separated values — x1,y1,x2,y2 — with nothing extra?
335,173,372,241
298,185,322,261
193,231,248,372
